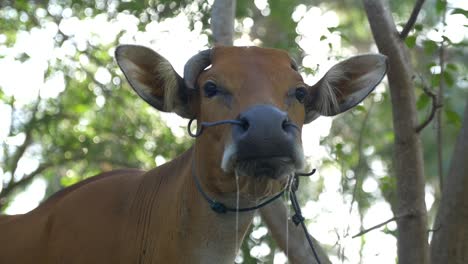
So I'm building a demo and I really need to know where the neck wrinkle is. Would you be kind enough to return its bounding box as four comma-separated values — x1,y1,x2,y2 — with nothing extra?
181,146,256,263
193,141,283,210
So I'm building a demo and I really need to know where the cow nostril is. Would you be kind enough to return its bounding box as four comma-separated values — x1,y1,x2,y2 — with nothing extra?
240,117,250,131
282,118,289,131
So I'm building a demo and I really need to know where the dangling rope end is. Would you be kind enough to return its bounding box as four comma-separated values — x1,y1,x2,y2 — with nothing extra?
295,168,316,177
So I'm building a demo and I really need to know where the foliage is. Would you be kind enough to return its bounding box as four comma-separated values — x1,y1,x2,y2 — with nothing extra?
0,0,193,209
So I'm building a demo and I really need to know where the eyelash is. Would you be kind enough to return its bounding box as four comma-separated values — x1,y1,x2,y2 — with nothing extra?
294,87,307,104
203,81,219,98
204,81,306,104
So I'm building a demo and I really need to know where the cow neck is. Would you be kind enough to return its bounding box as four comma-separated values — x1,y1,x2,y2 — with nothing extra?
176,146,255,262
187,142,322,263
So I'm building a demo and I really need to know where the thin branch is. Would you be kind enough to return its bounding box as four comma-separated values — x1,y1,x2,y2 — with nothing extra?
435,0,447,190
399,0,426,39
349,101,375,214
2,96,16,169
416,77,442,133
352,213,414,238
7,96,41,179
7,96,16,137
0,162,52,201
427,223,441,234
0,151,87,209
436,35,446,191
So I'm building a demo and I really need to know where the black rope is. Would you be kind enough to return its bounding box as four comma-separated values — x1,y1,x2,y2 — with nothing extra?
187,118,300,138
187,118,244,137
290,172,322,264
191,158,286,213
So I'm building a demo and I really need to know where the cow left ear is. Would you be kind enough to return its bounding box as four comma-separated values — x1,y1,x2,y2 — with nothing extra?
115,45,194,119
304,54,387,123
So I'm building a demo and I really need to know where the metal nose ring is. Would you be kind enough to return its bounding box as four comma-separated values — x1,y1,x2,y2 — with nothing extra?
187,118,244,138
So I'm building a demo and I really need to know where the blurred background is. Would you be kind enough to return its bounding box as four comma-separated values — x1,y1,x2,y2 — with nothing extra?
0,0,466,263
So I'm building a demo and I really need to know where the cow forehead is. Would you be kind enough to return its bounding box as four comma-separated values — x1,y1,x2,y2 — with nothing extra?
210,46,293,70
198,46,302,90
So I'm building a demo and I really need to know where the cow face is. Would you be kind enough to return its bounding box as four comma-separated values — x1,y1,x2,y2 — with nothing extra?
195,47,306,181
115,45,387,198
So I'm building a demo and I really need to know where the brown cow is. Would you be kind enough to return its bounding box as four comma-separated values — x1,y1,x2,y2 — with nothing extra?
0,45,386,263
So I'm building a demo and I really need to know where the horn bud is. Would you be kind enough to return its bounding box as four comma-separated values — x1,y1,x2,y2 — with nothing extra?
183,49,212,89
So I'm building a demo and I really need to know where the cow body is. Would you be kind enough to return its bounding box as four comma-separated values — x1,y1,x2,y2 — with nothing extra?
0,151,252,263
0,45,386,263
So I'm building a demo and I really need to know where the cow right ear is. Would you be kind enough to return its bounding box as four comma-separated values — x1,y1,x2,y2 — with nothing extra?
304,54,387,123
115,45,193,119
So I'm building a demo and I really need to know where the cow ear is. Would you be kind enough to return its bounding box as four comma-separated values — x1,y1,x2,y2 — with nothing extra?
304,54,387,123
115,45,193,118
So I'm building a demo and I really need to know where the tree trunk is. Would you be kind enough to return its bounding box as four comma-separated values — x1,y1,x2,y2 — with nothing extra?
430,98,468,264
362,1,429,263
211,0,235,46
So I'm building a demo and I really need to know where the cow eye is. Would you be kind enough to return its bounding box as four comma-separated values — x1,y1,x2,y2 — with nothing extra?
203,81,219,98
295,87,307,103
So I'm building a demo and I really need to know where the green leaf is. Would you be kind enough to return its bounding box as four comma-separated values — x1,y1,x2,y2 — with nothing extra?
379,176,397,193
336,143,343,153
405,35,417,48
426,62,437,70
452,40,468,48
60,174,81,187
414,24,423,32
384,131,394,142
446,63,458,72
451,8,468,18
327,26,338,33
441,36,452,45
340,33,351,43
73,104,89,113
423,40,438,55
445,109,461,127
320,35,327,41
354,105,366,112
431,73,441,87
436,0,447,14
443,71,455,87
417,93,430,110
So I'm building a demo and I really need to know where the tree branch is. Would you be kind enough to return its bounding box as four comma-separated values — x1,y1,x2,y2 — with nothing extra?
7,96,41,180
352,212,414,238
416,77,442,133
436,35,446,191
363,0,430,262
2,96,16,169
349,101,375,214
399,0,426,39
0,162,52,202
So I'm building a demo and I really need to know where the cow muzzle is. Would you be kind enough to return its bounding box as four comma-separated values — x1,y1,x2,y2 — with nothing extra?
222,105,304,179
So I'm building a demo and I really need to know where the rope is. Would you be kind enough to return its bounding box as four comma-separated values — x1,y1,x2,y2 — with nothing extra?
290,173,322,264
191,153,285,214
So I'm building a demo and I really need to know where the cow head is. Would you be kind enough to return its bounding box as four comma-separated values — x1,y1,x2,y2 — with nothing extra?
115,45,386,200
